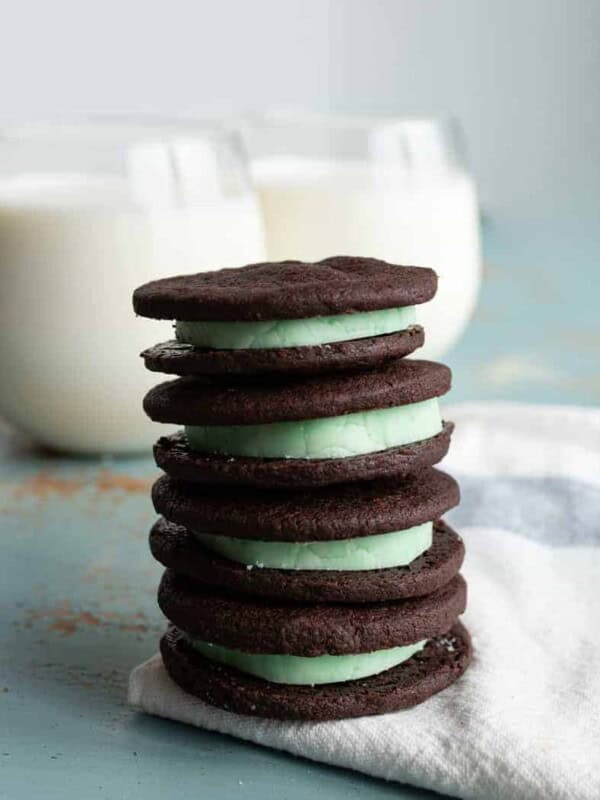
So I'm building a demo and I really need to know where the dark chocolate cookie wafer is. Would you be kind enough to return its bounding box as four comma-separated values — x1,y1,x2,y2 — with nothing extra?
160,622,471,720
133,257,437,321
152,422,453,489
157,569,467,654
150,518,464,602
152,468,460,541
141,328,424,377
143,359,450,425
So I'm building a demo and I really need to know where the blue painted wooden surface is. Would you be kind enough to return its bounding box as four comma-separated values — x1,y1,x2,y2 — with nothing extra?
1,232,594,799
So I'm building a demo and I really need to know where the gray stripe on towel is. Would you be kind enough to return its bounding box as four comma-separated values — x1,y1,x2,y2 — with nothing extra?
447,476,600,546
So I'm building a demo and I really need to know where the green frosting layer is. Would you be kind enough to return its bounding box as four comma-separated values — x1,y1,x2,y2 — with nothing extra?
185,398,442,459
175,306,417,350
187,637,427,685
195,522,432,571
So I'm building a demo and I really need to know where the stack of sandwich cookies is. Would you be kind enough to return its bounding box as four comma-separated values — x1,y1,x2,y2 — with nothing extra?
134,256,471,721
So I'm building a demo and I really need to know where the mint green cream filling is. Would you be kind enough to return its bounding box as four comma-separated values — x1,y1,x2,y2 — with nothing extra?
195,522,432,571
175,306,417,350
185,398,442,460
186,637,427,685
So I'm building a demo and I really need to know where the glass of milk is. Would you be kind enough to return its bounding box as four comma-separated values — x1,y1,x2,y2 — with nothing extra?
0,120,266,454
245,112,481,360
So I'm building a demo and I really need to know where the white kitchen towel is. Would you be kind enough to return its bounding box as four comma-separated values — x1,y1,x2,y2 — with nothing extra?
128,403,600,800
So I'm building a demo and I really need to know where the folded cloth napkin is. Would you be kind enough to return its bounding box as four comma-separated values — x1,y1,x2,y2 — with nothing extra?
129,403,600,800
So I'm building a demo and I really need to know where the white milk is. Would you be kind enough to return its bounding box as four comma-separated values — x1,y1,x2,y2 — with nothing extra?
253,157,481,359
0,174,266,453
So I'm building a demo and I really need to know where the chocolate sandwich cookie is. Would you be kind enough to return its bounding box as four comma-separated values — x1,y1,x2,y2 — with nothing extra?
151,469,459,600
160,622,471,720
151,467,459,541
149,518,465,603
145,359,452,488
133,257,436,376
141,329,425,378
158,570,467,653
157,572,469,719
152,423,453,489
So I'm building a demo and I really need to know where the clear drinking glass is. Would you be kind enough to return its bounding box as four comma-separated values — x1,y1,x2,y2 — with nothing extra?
0,119,266,454
243,111,482,360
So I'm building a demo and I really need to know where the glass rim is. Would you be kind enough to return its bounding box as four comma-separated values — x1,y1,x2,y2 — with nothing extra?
242,109,470,171
0,114,238,145
244,108,460,131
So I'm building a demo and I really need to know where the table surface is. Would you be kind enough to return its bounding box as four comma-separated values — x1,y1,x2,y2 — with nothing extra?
1,235,596,800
